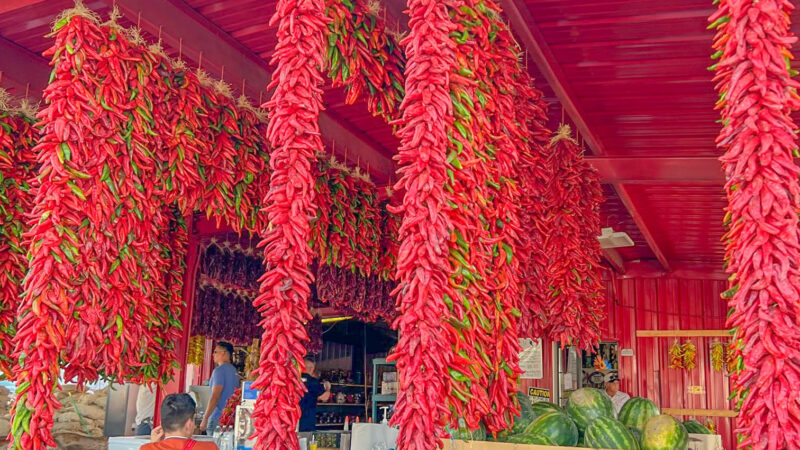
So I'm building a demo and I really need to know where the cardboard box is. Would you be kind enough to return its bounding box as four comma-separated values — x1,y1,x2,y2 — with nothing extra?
380,381,399,394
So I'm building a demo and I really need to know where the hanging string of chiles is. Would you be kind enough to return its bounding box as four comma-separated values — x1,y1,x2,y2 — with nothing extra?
710,0,800,447
541,125,604,351
386,0,456,446
0,94,37,381
249,0,328,446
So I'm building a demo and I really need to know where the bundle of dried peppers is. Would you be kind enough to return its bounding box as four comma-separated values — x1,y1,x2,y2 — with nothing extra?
325,0,406,120
0,95,37,381
386,0,456,446
249,0,328,446
710,0,800,446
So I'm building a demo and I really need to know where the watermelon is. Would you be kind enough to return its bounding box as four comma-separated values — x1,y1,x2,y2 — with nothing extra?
629,426,643,444
506,434,557,445
584,416,640,449
566,388,615,433
524,411,579,446
683,419,712,435
512,392,536,434
531,401,563,418
618,397,660,432
642,415,688,450
445,420,486,441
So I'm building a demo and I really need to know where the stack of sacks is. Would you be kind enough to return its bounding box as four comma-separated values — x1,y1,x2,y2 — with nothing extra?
52,386,108,450
0,386,12,440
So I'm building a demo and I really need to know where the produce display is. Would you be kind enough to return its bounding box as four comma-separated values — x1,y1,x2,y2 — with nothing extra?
218,387,242,428
682,419,712,435
641,415,688,450
668,340,684,370
248,0,327,443
531,400,563,418
617,397,660,433
523,411,579,446
710,0,800,446
565,388,615,434
710,342,724,372
325,0,405,120
385,0,456,446
540,125,605,350
681,341,696,370
315,261,397,323
584,416,640,450
187,336,206,366
0,95,36,381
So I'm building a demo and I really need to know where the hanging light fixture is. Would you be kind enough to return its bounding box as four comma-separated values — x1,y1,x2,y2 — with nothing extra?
596,227,634,249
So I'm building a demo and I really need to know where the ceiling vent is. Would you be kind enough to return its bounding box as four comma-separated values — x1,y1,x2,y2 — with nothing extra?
597,227,635,249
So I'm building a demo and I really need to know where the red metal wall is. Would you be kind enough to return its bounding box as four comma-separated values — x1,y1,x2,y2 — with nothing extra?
602,276,734,449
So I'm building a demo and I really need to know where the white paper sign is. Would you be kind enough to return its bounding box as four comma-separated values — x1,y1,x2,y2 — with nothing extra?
518,338,543,379
621,348,634,357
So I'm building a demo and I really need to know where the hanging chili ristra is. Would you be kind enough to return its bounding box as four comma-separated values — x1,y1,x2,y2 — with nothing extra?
710,0,800,446
387,0,456,445
250,0,328,445
540,125,604,352
0,95,37,381
325,0,406,120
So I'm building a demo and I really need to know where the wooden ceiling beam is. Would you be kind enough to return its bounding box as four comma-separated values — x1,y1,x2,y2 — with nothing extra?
500,0,672,272
587,156,724,184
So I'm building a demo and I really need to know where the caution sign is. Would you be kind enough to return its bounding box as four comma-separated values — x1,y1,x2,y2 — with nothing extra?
528,387,552,404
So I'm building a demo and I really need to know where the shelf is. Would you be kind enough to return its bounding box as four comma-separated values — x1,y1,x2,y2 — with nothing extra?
329,383,366,388
316,423,344,426
318,403,366,406
372,394,396,402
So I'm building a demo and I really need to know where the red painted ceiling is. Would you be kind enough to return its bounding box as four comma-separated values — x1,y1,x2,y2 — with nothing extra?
0,0,747,278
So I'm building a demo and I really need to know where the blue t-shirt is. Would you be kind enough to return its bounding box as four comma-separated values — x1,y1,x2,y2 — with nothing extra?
298,373,325,432
208,363,240,421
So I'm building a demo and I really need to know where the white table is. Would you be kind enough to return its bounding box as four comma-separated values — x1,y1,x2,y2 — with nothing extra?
108,435,216,450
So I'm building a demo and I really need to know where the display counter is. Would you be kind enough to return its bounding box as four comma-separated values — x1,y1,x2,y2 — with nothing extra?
108,435,216,450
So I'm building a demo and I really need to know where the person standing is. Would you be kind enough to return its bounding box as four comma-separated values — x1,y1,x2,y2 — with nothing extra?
298,359,331,432
199,342,240,435
142,393,219,450
603,372,630,416
133,384,157,436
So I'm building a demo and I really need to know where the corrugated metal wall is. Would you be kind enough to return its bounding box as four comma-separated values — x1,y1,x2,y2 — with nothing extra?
604,277,733,449
520,276,734,449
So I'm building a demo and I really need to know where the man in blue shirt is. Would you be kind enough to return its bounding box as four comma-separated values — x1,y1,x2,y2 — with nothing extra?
200,342,240,434
298,359,331,431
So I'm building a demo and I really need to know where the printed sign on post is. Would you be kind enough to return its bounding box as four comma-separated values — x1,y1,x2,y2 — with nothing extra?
528,387,552,404
518,338,543,379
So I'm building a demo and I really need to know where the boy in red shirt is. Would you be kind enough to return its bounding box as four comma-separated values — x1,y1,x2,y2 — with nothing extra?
141,393,219,450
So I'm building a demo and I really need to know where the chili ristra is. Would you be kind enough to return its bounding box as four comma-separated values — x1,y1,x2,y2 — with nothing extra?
249,0,328,446
710,0,800,447
386,0,456,445
0,97,37,381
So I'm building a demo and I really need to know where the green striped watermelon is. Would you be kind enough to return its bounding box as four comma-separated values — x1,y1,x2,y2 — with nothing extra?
642,415,688,450
584,416,640,449
683,419,712,434
618,397,660,432
629,426,643,445
566,388,615,433
511,392,536,434
506,434,557,445
445,420,486,441
524,411,579,446
531,401,563,418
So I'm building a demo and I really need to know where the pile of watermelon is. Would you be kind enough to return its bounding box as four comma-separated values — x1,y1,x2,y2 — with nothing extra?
445,390,696,449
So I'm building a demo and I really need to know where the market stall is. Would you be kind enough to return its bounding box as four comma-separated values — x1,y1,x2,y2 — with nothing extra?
0,0,798,449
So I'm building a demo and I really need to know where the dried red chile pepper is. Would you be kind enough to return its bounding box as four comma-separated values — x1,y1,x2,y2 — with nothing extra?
539,125,604,351
325,0,406,120
0,98,37,381
249,0,328,446
710,0,800,447
387,0,456,446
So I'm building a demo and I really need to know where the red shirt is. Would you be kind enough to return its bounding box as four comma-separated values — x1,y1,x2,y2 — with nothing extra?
140,438,219,450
